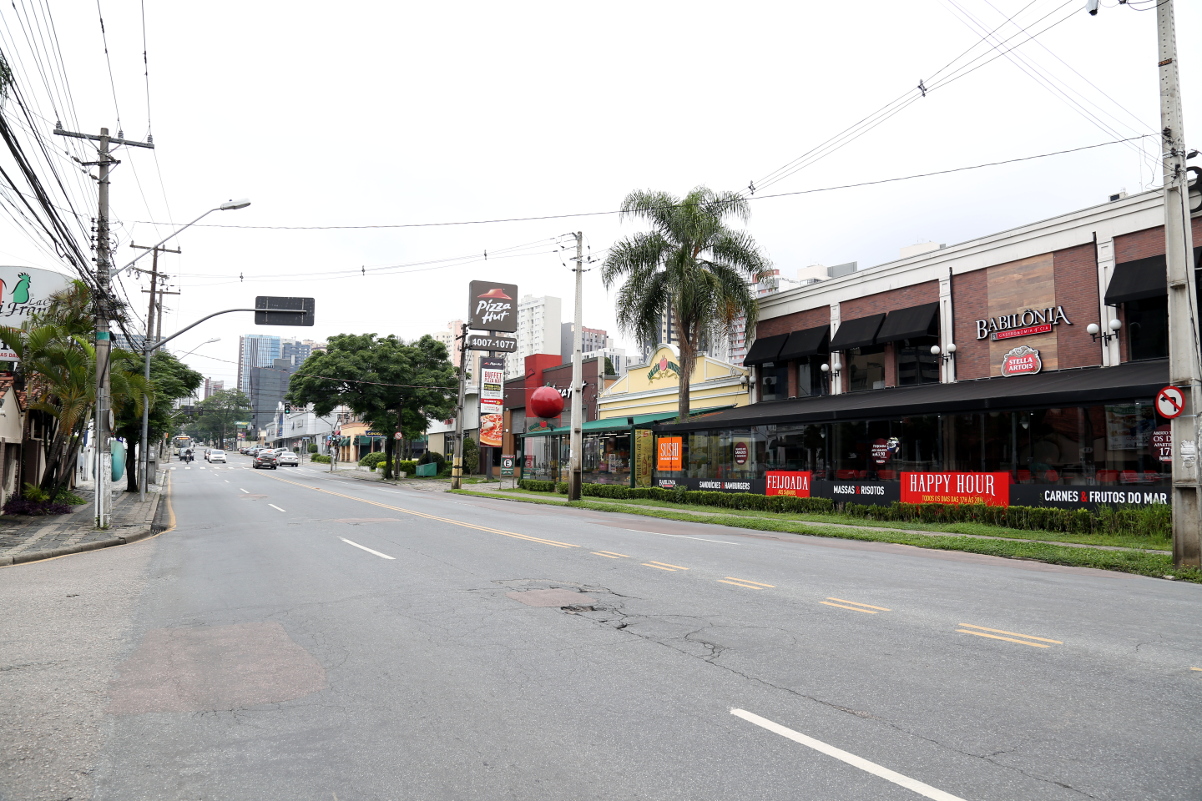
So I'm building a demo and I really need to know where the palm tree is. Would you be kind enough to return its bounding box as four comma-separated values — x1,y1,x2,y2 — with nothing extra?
602,186,771,421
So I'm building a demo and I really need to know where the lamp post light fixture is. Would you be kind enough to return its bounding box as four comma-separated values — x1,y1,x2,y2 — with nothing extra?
931,342,957,363
1086,319,1122,344
820,358,842,379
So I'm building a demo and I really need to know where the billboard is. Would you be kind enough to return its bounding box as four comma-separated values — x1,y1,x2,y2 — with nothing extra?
0,266,75,360
479,356,505,447
468,281,518,333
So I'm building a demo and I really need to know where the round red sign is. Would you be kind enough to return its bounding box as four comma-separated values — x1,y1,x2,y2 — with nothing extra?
733,443,748,465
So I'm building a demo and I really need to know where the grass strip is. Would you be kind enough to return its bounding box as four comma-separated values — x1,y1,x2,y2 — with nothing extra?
453,489,1200,583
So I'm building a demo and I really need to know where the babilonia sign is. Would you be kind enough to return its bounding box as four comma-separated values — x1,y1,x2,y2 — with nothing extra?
975,305,1071,340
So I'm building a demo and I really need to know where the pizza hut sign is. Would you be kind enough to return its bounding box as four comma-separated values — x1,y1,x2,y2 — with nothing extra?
1000,345,1042,377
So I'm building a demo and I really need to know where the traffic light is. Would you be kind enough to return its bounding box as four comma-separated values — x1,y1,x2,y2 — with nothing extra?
284,403,291,414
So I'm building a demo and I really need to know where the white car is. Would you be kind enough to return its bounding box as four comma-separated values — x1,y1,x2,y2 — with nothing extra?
207,449,227,464
276,451,299,466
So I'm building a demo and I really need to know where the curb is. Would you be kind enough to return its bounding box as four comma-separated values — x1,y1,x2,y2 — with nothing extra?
0,493,164,568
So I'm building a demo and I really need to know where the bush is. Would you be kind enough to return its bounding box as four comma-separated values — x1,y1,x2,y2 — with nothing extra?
397,460,417,475
3,491,71,516
840,501,1170,539
53,489,87,505
462,437,479,475
359,452,387,468
419,451,447,474
308,443,319,453
311,454,331,463
21,483,48,503
518,479,555,493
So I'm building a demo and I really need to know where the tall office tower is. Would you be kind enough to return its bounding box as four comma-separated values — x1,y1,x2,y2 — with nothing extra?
203,378,225,399
237,335,282,394
280,338,315,366
507,295,562,379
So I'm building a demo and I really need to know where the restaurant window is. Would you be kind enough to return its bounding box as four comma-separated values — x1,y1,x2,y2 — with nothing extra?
796,356,830,397
846,345,886,392
759,362,790,401
895,336,940,386
1126,297,1168,361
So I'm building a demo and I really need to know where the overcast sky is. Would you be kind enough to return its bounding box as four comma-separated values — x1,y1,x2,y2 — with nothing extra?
0,0,1198,388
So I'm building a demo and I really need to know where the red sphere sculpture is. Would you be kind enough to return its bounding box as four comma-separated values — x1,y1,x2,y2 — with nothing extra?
529,386,565,419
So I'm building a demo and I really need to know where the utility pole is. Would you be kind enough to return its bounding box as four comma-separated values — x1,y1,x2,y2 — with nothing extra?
451,323,468,490
54,125,153,527
1156,0,1201,568
131,244,180,499
568,232,584,501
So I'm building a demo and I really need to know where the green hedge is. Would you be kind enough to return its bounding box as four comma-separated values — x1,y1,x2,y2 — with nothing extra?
359,452,387,468
843,501,1170,539
311,454,331,463
517,480,834,514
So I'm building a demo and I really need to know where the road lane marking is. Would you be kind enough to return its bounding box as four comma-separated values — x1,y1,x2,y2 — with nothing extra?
822,601,878,614
595,550,629,558
239,488,249,494
338,537,395,559
1192,667,1202,671
646,560,688,570
643,563,679,571
263,474,580,548
224,480,229,483
718,579,767,589
826,597,891,612
731,709,967,801
957,623,1061,647
728,577,773,587
269,504,286,512
592,552,621,558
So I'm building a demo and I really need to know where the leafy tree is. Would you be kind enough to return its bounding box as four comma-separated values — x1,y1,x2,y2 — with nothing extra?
287,334,456,479
113,351,202,491
0,280,147,496
192,389,252,449
603,356,616,376
602,186,771,420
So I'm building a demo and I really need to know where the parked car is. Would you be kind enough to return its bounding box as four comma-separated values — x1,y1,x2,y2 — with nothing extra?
276,451,299,466
207,449,227,464
253,452,278,470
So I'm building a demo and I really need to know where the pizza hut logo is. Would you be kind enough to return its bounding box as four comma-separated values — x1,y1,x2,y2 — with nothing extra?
1001,345,1042,377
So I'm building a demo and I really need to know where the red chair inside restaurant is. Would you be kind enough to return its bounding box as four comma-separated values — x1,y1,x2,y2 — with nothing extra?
1120,470,1140,484
1144,470,1161,482
877,469,895,480
855,470,869,479
1016,469,1032,483
1096,469,1119,484
1042,469,1060,483
836,469,857,480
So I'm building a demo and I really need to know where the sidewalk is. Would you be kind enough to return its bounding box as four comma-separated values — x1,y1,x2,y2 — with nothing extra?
0,475,167,567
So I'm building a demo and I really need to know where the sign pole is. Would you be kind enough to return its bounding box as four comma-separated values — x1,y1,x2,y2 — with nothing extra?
568,232,584,500
451,323,467,490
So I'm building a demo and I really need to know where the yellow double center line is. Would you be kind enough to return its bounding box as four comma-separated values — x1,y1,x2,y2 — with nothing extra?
264,474,579,549
642,560,689,571
719,577,775,590
821,597,891,614
956,623,1062,648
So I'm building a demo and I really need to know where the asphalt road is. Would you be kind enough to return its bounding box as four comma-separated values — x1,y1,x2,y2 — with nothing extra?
3,453,1200,801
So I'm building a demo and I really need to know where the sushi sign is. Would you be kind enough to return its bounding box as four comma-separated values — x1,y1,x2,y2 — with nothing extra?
468,281,519,333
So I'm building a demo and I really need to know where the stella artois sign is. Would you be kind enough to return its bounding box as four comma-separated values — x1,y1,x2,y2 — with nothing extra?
1000,345,1042,377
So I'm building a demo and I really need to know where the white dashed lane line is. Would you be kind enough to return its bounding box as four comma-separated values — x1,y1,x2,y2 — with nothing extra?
338,537,395,560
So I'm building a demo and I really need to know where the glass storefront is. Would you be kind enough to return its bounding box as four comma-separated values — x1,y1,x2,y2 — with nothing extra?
523,431,634,485
659,401,1168,487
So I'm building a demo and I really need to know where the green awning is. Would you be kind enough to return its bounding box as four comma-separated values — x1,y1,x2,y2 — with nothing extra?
522,406,734,437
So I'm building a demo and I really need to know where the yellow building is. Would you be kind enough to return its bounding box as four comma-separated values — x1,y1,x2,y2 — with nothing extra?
598,345,749,419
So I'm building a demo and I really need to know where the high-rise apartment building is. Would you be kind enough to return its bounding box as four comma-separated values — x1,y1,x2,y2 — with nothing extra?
237,335,282,394
507,295,562,379
203,378,225,399
561,324,612,361
430,319,486,380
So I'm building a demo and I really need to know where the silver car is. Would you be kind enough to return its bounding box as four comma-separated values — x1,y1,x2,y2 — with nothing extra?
276,451,299,466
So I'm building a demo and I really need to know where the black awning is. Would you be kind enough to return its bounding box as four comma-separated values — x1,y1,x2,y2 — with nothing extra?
829,314,885,351
743,333,788,366
876,302,939,343
657,359,1168,431
1105,247,1202,305
1105,255,1166,305
778,325,830,360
